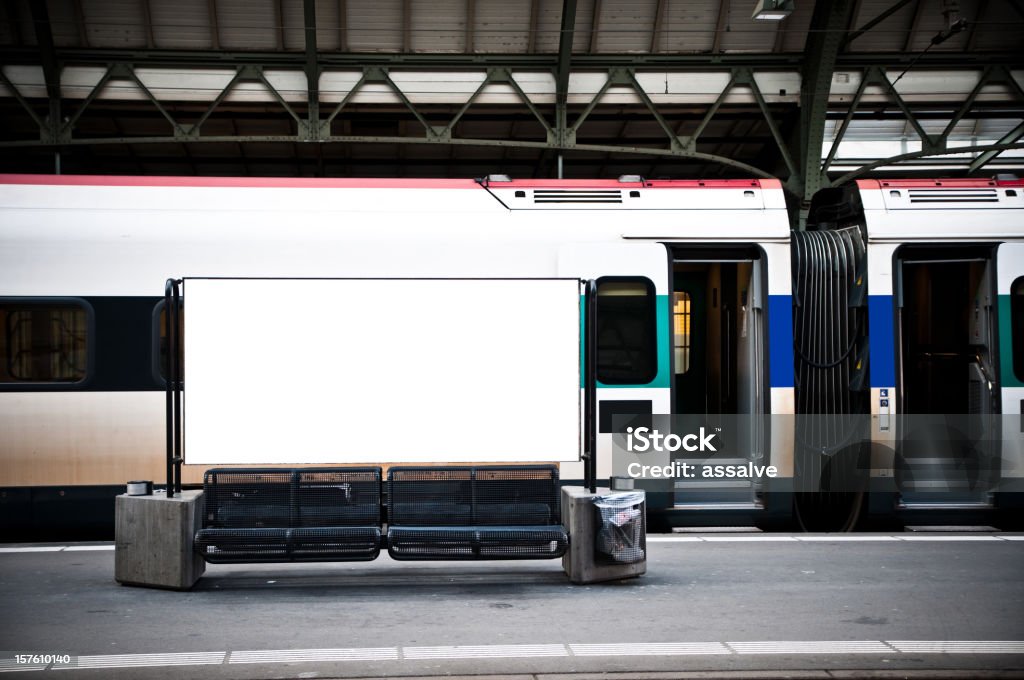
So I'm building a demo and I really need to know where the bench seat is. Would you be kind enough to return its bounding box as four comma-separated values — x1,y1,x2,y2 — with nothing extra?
194,468,382,564
386,465,569,561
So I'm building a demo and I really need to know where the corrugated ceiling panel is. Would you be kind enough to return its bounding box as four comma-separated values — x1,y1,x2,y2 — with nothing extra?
571,0,595,53
594,0,657,52
217,0,278,50
967,1,1023,51
347,0,402,51
657,0,717,53
779,0,812,52
314,0,342,50
717,2,777,52
150,0,212,49
283,0,304,50
409,0,463,52
847,0,915,52
279,0,343,51
48,0,81,47
531,0,563,52
81,0,146,47
475,0,531,52
906,1,966,52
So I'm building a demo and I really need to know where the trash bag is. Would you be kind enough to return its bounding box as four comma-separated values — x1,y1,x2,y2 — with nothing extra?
593,491,645,564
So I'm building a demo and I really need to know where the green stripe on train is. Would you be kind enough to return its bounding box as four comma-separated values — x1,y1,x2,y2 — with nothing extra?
579,294,671,389
999,295,1024,388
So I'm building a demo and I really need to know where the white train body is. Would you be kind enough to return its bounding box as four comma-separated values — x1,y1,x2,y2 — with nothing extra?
0,174,1021,534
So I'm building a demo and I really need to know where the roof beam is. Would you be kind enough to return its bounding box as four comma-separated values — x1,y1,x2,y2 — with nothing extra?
337,0,347,51
965,0,987,50
712,0,729,53
208,0,220,50
796,0,857,222
2,47,1019,70
903,0,925,53
276,0,286,51
555,0,578,141
71,0,89,47
304,0,320,136
528,0,540,52
650,0,666,53
28,0,62,142
588,0,603,53
141,0,155,49
844,0,914,49
968,120,1024,173
402,0,412,52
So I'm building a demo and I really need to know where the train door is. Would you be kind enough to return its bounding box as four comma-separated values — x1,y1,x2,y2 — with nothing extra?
670,246,767,508
894,244,1001,507
997,243,1024,504
557,243,671,500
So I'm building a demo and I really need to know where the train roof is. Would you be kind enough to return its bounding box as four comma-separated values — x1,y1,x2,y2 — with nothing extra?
856,178,1024,242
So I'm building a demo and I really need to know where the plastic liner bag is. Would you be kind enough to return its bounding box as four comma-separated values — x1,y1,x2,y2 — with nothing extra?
593,491,646,564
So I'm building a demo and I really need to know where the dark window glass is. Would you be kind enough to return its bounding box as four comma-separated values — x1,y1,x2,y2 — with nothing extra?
596,278,657,384
1013,277,1024,382
0,303,88,382
154,300,183,382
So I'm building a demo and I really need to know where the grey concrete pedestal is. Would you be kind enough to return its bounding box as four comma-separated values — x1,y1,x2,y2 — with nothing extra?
561,486,646,584
115,490,205,590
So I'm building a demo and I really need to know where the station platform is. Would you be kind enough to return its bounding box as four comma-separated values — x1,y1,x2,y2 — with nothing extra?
1,533,1022,679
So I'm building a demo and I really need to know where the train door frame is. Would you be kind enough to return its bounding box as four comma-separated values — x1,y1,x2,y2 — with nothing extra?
668,244,770,510
892,242,1002,508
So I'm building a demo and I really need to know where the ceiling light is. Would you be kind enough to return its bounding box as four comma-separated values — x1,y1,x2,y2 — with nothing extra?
752,0,794,21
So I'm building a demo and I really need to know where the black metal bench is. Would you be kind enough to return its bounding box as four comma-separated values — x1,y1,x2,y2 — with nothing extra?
386,465,569,560
194,468,382,563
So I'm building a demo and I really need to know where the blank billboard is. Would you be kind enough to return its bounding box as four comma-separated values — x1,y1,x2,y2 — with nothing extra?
183,278,581,464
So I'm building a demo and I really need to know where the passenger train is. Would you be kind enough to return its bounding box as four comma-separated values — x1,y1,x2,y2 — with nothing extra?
0,174,1021,538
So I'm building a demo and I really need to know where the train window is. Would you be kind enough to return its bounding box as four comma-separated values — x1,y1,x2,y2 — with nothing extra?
1013,277,1024,382
153,300,183,383
0,301,89,383
596,278,657,385
672,291,691,374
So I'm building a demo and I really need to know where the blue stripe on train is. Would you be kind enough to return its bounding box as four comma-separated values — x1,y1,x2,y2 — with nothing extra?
868,295,895,387
767,295,793,388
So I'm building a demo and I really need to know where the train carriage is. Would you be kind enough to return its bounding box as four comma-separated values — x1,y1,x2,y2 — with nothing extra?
0,174,1021,537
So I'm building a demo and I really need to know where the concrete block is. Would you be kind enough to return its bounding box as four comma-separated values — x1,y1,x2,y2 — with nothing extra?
115,490,205,590
561,486,646,585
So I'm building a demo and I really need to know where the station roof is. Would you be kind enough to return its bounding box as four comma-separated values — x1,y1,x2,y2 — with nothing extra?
0,0,1022,184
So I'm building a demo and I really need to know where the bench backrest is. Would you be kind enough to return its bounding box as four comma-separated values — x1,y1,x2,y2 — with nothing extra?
203,468,382,529
388,465,561,527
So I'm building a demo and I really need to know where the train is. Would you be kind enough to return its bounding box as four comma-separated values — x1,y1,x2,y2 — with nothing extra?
0,173,1021,538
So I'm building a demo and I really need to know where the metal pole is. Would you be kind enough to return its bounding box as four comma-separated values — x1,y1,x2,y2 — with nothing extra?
557,153,564,179
171,279,182,494
585,279,598,493
164,279,174,498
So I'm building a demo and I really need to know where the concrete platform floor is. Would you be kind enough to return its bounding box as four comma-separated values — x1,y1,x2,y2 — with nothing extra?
0,534,1022,679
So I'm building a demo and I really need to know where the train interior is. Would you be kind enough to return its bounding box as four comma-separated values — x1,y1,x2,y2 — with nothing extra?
670,247,766,509
895,245,1001,507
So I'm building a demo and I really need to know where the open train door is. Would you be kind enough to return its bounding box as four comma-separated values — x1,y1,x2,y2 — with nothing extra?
894,243,1002,508
557,243,672,506
997,242,1024,512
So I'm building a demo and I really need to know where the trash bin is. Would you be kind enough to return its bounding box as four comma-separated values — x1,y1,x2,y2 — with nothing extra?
593,491,646,564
